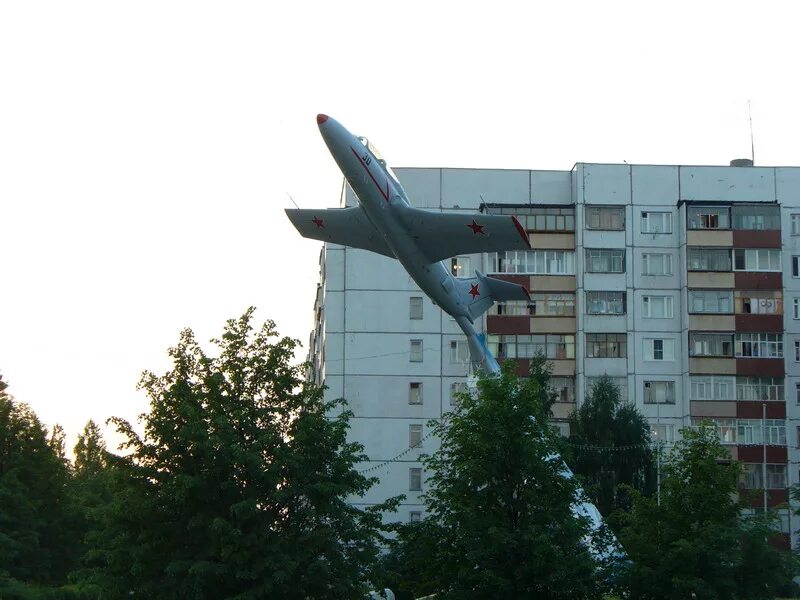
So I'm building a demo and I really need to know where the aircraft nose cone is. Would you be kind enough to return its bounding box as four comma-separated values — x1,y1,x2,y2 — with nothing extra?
317,114,329,125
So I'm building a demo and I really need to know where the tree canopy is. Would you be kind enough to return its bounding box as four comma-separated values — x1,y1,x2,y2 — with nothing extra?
88,308,393,599
380,357,607,600
616,422,796,599
568,374,655,520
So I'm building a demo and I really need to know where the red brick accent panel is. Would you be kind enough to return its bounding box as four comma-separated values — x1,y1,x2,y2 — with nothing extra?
514,359,530,377
735,314,784,332
736,358,784,377
732,230,782,248
737,445,787,462
487,315,530,335
736,402,786,419
734,272,783,290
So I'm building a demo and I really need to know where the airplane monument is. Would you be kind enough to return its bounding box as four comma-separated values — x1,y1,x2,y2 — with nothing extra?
287,114,615,555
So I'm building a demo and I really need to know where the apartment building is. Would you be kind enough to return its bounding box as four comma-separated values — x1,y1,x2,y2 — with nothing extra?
306,162,800,546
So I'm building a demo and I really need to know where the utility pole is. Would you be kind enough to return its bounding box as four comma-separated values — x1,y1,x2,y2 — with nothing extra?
762,402,767,513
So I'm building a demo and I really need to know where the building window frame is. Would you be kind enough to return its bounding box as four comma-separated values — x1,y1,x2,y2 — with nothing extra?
585,333,627,358
641,211,673,234
642,295,674,319
642,252,673,276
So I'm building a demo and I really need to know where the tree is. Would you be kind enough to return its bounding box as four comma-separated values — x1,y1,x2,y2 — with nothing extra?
68,420,113,585
0,373,75,584
568,375,655,519
401,357,605,600
616,423,796,599
92,309,393,599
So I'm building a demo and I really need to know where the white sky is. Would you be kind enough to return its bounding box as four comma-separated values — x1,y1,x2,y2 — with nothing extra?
2,1,800,450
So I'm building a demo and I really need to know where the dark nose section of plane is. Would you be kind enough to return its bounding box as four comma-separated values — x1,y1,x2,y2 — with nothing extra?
317,114,329,125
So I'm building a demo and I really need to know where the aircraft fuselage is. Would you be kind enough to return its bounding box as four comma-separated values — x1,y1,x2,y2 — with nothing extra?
317,114,469,321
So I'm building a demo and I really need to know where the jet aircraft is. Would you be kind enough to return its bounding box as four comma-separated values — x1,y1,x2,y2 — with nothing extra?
286,114,532,372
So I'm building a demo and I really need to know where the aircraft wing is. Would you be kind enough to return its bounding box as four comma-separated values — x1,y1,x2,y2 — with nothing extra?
285,208,395,258
398,206,531,263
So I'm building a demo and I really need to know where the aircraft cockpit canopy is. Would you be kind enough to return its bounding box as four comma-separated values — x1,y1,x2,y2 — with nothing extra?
357,136,401,186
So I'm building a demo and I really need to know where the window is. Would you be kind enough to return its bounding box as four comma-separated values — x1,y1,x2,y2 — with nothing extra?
488,334,575,360
796,383,800,405
410,340,423,362
764,420,787,445
552,421,571,437
735,333,783,358
650,424,675,444
530,293,575,316
735,291,783,315
409,511,422,523
644,338,675,361
792,214,800,235
451,256,471,277
767,464,788,489
642,253,673,276
409,296,423,320
733,249,781,272
642,295,673,318
549,377,575,403
741,464,763,489
586,291,626,315
409,382,423,405
687,206,730,229
795,340,799,363
641,211,672,234
736,377,784,401
450,381,468,406
692,417,737,444
511,207,575,232
794,299,800,320
738,420,762,445
409,424,423,448
644,381,675,404
587,376,628,404
690,376,735,401
585,249,625,273
687,247,731,271
690,333,734,357
491,294,576,316
741,464,788,490
490,250,575,275
794,256,800,278
731,204,780,230
737,419,787,445
586,206,625,230
586,333,627,358
688,290,733,314
450,340,470,364
409,468,422,491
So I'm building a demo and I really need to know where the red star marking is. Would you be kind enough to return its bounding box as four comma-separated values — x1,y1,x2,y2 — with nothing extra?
469,284,480,299
312,216,325,229
467,219,485,235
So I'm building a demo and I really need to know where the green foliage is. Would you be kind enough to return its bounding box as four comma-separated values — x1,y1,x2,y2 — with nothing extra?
380,357,606,600
568,375,655,520
86,308,391,599
0,374,76,585
616,422,797,599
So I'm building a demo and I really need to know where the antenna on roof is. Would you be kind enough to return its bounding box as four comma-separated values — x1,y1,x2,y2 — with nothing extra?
748,99,756,166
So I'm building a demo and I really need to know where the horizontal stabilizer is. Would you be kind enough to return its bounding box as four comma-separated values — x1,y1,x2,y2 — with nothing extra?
285,207,395,258
476,271,530,302
457,271,530,322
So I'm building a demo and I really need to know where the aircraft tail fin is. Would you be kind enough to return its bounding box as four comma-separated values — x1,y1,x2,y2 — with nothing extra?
462,271,530,321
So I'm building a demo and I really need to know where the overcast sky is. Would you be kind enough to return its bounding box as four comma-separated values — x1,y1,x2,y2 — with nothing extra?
2,1,800,449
